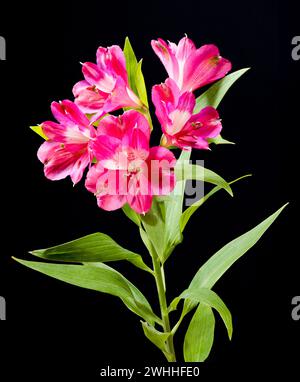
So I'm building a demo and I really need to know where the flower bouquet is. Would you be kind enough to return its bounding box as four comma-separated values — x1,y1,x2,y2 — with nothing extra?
14,36,287,362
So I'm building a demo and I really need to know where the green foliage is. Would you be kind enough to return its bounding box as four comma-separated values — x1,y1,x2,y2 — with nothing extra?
30,125,47,140
30,232,151,273
184,304,215,362
13,258,160,325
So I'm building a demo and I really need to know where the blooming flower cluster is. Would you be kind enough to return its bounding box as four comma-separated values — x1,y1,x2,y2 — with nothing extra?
37,37,231,214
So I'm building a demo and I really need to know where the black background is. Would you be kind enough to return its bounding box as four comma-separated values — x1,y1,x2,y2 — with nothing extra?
0,0,299,378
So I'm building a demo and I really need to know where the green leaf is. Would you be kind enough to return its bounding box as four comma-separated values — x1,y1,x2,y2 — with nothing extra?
123,37,138,95
184,304,215,362
14,258,160,325
30,233,151,273
189,203,288,291
194,68,250,112
175,162,233,196
141,321,171,357
122,204,141,227
171,288,232,340
135,59,149,107
30,125,47,140
140,150,191,262
139,227,154,255
180,174,252,232
162,150,191,260
208,135,235,145
140,198,166,261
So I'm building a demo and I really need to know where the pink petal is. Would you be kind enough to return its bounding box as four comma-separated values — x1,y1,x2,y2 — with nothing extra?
152,84,171,129
188,106,222,138
152,79,177,125
42,116,90,145
69,151,90,184
101,78,142,115
73,81,108,114
176,37,196,62
37,141,60,163
151,38,179,81
97,45,128,85
85,163,127,211
182,44,232,92
121,110,151,140
193,138,210,150
97,114,124,139
37,141,89,184
60,100,90,128
82,62,116,93
97,194,127,211
51,100,89,129
167,91,195,135
123,127,149,154
41,121,65,142
147,146,176,195
85,162,106,193
127,192,153,214
91,135,121,164
176,37,196,88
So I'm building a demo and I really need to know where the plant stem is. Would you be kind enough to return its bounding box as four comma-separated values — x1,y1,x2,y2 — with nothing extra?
152,254,176,362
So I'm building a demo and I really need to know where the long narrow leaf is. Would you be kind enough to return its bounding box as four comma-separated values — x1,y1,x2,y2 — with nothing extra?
123,37,138,95
171,288,232,340
175,162,233,196
194,68,250,112
184,304,215,362
141,321,171,358
180,174,252,232
14,258,160,325
189,203,288,290
135,59,149,107
30,233,151,273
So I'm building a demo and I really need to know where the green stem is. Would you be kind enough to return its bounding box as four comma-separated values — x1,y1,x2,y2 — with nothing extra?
152,254,176,362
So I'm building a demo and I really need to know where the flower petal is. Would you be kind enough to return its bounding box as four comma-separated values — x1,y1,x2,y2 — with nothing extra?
69,151,90,184
85,162,106,193
151,38,179,81
37,141,89,184
73,80,108,114
98,194,127,211
97,114,124,139
152,80,177,128
147,146,176,195
86,164,127,211
82,62,116,93
121,110,151,141
101,78,142,116
92,135,121,165
167,91,195,135
127,192,153,214
176,37,196,88
187,106,222,138
51,100,89,129
176,36,196,62
182,44,232,92
96,45,128,84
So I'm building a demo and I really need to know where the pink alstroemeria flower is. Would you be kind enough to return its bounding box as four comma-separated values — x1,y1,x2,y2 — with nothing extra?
152,79,222,150
38,100,94,184
151,36,231,92
73,45,143,121
85,110,176,214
